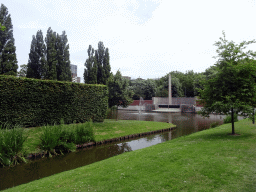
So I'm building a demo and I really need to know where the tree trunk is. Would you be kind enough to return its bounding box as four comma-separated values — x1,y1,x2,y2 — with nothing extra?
231,107,235,134
116,106,118,121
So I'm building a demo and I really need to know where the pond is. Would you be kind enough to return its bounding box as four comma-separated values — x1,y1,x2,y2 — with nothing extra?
0,110,247,190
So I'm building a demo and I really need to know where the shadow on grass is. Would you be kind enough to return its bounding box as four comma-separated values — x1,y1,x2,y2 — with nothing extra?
190,131,255,141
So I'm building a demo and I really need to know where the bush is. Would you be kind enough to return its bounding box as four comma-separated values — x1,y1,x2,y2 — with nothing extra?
210,121,220,128
39,119,95,156
39,124,62,154
223,113,238,124
74,121,95,144
0,124,27,167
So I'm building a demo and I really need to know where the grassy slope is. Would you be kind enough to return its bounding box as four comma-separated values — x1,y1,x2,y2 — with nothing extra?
22,120,175,154
5,118,256,192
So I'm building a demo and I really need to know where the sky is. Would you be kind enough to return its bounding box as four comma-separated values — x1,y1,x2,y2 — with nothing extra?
2,0,256,83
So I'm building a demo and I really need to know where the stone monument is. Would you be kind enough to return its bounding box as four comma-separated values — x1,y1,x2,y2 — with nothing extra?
169,74,172,106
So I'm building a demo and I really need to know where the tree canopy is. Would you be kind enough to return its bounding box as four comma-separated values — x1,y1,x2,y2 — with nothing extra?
27,30,47,79
83,42,111,85
26,28,72,81
107,70,134,109
197,31,256,134
0,4,18,76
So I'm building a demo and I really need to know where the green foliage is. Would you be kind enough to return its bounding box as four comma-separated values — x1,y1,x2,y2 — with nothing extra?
223,113,238,124
26,29,71,81
198,31,256,134
0,4,18,76
74,121,95,144
45,27,57,80
155,73,183,97
39,124,63,153
0,75,108,128
210,121,220,128
56,31,72,82
84,45,97,84
0,22,5,31
18,64,28,77
27,30,47,79
107,70,134,108
131,79,157,100
39,119,95,155
84,42,111,85
0,124,27,167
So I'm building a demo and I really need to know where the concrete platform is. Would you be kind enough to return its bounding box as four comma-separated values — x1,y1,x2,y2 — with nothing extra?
152,108,181,113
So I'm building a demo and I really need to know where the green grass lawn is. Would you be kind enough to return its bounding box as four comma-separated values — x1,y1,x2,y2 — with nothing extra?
22,119,175,155
4,118,256,191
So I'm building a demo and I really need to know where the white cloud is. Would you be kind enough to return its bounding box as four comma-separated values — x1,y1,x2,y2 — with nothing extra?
2,0,256,83
18,20,48,29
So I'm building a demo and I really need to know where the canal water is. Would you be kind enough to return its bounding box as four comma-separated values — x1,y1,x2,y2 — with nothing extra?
0,111,247,190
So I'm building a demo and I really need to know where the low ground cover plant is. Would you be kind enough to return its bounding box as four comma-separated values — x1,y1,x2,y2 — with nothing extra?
0,118,96,163
0,124,27,167
39,119,95,156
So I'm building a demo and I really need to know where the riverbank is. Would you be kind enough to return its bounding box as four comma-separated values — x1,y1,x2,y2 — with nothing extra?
4,118,256,191
21,120,176,155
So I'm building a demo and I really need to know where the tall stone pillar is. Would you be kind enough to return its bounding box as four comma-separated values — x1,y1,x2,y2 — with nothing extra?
169,74,172,105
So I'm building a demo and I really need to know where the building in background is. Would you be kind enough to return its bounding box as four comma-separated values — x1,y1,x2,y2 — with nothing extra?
122,76,131,80
70,64,81,83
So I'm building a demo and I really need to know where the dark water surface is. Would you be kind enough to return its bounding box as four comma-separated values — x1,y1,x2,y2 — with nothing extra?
0,111,246,190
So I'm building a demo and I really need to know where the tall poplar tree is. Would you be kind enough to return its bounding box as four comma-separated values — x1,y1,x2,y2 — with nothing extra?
0,4,18,76
27,30,47,79
84,41,111,84
56,31,72,81
95,49,103,84
95,41,111,85
84,45,97,84
45,27,57,80
103,48,111,85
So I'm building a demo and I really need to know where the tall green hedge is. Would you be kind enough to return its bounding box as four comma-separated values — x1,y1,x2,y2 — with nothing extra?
0,75,108,128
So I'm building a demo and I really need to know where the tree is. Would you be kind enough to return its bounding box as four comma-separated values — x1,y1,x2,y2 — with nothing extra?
84,42,111,85
130,79,146,99
107,70,134,120
27,30,47,79
197,31,256,135
95,42,104,84
84,45,97,84
102,47,111,85
18,64,28,77
56,31,72,81
45,27,57,80
0,4,18,76
95,41,110,85
155,73,183,97
193,72,205,96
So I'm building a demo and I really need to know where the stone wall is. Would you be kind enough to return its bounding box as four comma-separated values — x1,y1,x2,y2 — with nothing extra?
153,97,196,105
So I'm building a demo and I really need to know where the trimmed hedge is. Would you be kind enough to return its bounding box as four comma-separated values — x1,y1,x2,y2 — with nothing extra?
0,75,108,128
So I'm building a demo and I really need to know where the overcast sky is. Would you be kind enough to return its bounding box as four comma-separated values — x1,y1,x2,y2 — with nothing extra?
2,0,256,83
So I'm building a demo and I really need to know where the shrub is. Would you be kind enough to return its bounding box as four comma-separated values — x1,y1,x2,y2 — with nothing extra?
39,124,62,155
0,124,27,167
39,119,95,156
210,121,220,128
74,121,95,144
223,113,238,124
